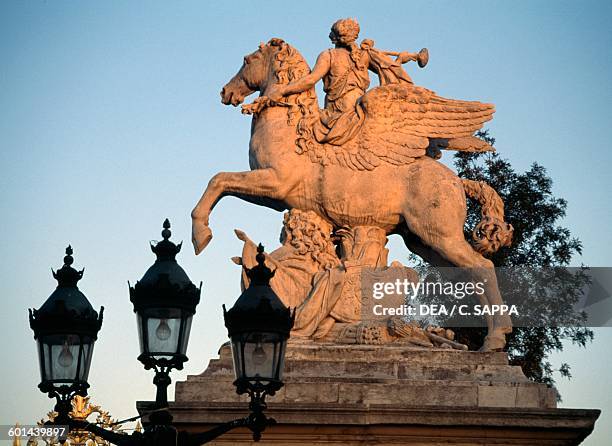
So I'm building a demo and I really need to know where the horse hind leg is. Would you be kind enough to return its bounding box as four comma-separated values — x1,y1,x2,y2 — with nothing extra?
440,239,511,351
401,226,511,352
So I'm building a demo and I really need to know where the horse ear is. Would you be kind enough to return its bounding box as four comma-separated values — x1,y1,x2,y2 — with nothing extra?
259,41,265,49
268,37,285,47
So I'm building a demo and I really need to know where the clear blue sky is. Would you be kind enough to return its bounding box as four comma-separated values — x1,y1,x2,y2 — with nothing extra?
1,1,611,444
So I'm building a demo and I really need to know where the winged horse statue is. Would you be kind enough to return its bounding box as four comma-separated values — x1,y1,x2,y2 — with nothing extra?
191,38,513,351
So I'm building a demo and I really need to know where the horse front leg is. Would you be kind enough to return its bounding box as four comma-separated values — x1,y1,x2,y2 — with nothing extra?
191,169,292,254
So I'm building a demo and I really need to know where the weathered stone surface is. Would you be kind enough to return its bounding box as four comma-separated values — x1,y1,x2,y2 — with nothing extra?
148,401,600,446
478,383,518,407
162,342,601,445
177,343,548,409
516,383,543,408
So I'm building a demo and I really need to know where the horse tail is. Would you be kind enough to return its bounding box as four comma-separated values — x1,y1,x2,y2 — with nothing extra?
461,179,513,256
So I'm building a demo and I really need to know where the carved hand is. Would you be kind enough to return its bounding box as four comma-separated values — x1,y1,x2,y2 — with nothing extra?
242,97,271,115
234,229,258,269
396,51,416,64
235,228,255,244
266,84,286,102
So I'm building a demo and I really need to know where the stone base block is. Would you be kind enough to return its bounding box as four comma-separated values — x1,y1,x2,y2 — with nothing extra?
153,402,599,446
138,342,599,445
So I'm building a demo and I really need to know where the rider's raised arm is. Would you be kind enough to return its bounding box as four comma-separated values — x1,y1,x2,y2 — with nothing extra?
395,51,417,64
281,50,331,96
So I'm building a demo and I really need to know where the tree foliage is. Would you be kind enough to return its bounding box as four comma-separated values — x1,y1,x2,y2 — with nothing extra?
452,131,593,388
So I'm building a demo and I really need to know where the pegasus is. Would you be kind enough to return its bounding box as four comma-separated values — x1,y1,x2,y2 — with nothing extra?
191,39,513,351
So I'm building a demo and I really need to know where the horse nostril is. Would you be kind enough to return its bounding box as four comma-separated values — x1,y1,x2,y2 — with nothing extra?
220,87,226,97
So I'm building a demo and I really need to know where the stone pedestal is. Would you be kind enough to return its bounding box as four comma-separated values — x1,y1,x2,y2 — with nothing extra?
148,342,599,445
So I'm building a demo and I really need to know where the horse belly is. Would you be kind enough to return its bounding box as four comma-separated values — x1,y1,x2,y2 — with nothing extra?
319,165,404,230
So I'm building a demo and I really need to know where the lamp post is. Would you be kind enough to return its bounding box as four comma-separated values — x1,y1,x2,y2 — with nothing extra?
29,220,294,445
223,244,295,441
29,246,104,427
129,218,201,424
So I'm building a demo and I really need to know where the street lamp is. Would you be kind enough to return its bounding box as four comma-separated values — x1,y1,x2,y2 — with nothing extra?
29,221,293,444
29,246,104,426
129,219,201,421
223,244,295,440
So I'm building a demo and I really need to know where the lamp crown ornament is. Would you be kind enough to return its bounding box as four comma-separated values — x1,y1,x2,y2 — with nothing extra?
30,245,103,333
150,218,182,261
224,244,294,336
52,245,84,288
130,219,201,308
245,244,275,286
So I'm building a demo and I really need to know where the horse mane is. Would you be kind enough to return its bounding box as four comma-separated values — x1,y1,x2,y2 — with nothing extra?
267,39,320,156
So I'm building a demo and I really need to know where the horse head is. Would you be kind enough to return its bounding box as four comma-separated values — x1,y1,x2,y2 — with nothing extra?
221,38,311,107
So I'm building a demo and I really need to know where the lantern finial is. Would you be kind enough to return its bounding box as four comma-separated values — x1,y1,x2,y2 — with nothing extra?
246,244,275,286
151,219,182,260
64,245,74,265
52,245,84,287
161,218,171,240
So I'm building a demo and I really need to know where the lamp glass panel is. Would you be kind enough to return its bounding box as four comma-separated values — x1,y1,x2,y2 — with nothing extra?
39,334,81,383
78,341,94,382
37,341,45,383
241,331,283,382
178,314,193,355
137,314,145,354
142,307,182,358
275,338,287,381
230,340,244,381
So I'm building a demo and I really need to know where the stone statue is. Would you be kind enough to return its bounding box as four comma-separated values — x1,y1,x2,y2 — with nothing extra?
232,210,347,339
232,209,465,349
265,18,426,145
191,19,514,351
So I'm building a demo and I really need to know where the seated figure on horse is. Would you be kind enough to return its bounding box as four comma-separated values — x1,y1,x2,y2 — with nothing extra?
266,18,427,146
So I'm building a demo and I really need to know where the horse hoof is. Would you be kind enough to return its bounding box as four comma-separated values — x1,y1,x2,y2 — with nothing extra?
479,332,507,352
192,225,213,255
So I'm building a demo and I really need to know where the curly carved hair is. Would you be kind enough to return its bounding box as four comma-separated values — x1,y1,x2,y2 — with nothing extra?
330,19,367,78
281,209,339,270
331,18,360,44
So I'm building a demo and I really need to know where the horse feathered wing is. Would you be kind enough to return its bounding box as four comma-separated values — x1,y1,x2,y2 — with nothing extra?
362,84,495,139
356,84,496,166
297,84,495,171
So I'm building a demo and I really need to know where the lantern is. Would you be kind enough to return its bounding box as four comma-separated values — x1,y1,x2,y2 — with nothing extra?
129,219,200,408
223,244,294,397
29,246,103,423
